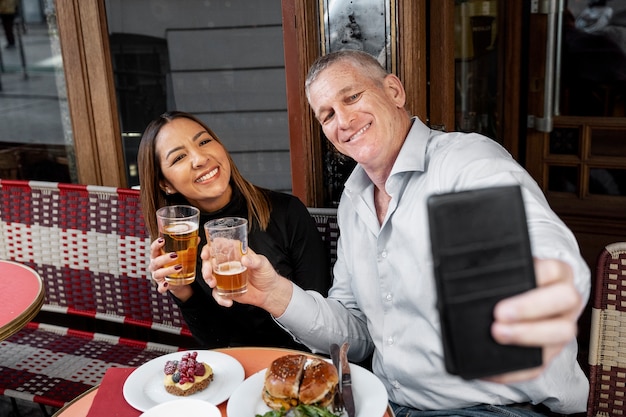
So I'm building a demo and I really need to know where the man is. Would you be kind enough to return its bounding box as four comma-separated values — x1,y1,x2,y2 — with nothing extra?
202,50,590,415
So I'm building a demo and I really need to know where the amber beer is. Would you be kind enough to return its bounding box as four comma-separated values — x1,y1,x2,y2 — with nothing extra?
214,260,248,296
162,221,199,285
204,217,249,297
156,205,200,286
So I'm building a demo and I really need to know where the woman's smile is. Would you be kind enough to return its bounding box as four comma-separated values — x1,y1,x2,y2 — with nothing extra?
195,167,218,183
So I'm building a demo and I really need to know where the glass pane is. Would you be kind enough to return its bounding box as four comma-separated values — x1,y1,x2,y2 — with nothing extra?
321,0,393,71
560,0,626,117
454,0,499,140
589,168,626,196
0,0,75,182
548,165,578,193
105,0,291,191
549,127,580,155
590,127,626,157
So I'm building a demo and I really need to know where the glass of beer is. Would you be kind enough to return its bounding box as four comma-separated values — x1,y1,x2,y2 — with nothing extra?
156,205,200,285
204,217,248,297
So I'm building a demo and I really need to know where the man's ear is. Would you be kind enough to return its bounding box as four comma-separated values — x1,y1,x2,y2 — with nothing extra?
384,74,406,108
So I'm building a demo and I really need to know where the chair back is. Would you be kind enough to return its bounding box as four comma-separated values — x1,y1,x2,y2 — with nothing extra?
587,242,626,417
0,179,190,336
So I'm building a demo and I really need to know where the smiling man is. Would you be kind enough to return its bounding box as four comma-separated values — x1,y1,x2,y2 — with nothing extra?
204,50,591,416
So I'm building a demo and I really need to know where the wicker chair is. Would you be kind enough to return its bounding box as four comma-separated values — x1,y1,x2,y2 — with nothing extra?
587,242,626,417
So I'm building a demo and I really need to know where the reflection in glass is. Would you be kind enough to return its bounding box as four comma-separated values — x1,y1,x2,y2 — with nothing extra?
561,0,626,117
109,33,169,187
589,168,625,195
321,0,394,71
549,127,580,155
548,165,579,193
0,0,74,182
454,0,499,140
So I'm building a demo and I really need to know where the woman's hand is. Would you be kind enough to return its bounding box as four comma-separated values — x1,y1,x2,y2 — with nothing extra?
201,246,293,316
149,237,193,301
487,258,584,383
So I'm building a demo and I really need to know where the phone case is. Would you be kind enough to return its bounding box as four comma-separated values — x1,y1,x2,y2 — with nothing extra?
427,185,542,379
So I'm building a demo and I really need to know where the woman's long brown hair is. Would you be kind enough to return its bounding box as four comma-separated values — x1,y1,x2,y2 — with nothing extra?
137,111,271,239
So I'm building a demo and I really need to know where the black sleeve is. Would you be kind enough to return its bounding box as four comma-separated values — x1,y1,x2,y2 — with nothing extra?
269,193,332,296
168,280,226,349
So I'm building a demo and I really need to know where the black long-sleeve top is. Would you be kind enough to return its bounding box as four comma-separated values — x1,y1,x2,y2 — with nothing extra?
170,187,331,350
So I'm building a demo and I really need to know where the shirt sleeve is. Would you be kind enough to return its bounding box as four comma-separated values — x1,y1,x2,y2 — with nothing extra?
277,284,374,361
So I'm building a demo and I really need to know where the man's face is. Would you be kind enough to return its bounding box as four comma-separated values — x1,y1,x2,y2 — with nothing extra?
307,61,406,171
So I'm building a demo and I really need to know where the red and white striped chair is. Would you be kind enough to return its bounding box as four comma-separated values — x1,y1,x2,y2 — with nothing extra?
587,242,626,417
0,180,195,410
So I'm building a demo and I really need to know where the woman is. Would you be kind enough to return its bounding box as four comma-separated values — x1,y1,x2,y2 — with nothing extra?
139,111,331,349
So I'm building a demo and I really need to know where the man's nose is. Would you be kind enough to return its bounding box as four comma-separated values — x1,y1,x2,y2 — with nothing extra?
336,108,354,129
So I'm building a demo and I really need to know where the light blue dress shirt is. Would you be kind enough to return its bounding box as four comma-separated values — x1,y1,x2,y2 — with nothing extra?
278,117,590,413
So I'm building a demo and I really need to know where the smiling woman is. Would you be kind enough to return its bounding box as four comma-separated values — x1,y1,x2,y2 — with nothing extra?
137,110,332,352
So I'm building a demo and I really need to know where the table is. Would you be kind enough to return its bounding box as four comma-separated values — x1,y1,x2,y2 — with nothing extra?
52,347,394,417
0,260,45,341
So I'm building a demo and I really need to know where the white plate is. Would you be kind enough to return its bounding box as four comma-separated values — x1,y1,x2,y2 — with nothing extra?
227,360,388,417
123,350,244,412
139,398,221,417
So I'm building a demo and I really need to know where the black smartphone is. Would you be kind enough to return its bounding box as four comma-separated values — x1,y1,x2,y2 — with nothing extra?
427,185,542,379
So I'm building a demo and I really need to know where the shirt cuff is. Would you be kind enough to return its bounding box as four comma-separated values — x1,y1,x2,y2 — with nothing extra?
275,284,319,331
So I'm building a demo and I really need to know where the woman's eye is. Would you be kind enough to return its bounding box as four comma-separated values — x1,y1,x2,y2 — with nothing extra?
171,153,185,164
199,138,213,146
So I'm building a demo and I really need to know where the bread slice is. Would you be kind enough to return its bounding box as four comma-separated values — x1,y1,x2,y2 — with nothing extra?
298,358,339,406
263,354,307,406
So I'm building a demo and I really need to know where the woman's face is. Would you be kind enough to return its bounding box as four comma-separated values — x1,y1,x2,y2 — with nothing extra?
156,117,232,212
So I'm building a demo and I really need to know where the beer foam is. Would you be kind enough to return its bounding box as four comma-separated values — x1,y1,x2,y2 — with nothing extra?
165,221,198,234
217,261,246,275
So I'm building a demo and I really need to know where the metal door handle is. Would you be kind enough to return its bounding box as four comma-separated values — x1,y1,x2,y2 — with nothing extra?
529,0,564,133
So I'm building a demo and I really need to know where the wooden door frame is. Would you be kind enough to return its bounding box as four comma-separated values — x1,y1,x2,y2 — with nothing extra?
55,0,126,187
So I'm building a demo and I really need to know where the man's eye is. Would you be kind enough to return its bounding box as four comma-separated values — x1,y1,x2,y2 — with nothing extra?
322,110,335,123
347,92,361,102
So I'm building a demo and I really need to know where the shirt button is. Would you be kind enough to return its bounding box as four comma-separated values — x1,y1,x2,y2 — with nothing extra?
393,380,401,389
387,337,394,345
380,250,387,258
385,293,393,301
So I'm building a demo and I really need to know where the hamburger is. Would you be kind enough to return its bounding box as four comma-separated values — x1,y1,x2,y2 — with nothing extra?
262,354,339,411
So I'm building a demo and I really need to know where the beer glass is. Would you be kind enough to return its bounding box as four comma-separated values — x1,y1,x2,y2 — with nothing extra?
204,217,248,297
156,205,200,285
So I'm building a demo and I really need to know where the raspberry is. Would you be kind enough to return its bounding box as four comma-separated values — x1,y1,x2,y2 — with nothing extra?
194,362,205,376
163,360,178,375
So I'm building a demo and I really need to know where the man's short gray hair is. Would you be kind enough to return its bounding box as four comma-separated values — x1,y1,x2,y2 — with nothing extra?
304,50,389,101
